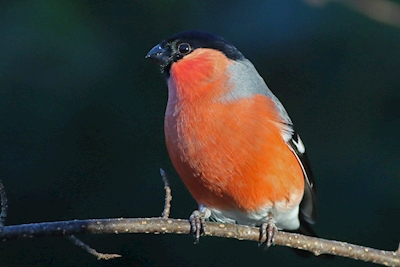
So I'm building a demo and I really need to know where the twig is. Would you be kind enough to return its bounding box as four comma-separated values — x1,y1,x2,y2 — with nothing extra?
0,180,8,227
0,218,398,266
67,235,121,260
305,0,400,28
160,168,172,218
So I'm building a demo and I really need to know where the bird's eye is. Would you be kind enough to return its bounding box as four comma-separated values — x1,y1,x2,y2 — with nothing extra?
177,43,191,55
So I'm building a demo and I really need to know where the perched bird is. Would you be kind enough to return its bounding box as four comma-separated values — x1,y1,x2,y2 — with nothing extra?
146,31,317,248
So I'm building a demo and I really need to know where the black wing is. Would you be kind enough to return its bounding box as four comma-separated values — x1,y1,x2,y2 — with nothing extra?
287,132,316,224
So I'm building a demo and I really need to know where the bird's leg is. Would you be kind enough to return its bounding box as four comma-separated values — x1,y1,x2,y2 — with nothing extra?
259,212,278,248
189,210,205,244
189,205,210,244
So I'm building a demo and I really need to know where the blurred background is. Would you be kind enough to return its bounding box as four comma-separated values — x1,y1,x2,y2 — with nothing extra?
0,0,399,266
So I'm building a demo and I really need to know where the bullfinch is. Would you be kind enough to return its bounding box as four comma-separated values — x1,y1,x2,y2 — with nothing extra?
146,30,317,249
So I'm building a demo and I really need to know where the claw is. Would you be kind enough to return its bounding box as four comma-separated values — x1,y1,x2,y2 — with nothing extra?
258,213,278,248
189,210,206,244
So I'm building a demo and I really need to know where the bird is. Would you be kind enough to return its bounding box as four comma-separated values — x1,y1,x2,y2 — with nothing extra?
146,30,317,249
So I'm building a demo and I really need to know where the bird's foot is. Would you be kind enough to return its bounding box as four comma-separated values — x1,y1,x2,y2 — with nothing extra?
189,209,208,244
259,212,278,248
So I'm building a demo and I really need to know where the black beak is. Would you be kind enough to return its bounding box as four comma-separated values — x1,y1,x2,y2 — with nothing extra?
145,43,171,67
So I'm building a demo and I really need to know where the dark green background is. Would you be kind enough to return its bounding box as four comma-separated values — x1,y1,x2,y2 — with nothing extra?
1,1,399,266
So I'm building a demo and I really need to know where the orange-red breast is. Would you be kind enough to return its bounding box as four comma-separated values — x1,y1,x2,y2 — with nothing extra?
146,31,317,248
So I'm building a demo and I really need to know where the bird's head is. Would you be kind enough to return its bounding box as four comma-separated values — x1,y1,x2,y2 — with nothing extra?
146,31,244,76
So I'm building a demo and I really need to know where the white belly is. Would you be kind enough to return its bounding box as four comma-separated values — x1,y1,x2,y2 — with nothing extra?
201,202,300,230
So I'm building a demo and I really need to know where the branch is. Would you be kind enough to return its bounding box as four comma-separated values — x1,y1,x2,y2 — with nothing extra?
0,218,399,266
66,235,121,260
0,178,398,265
160,168,172,218
0,180,8,227
305,0,400,28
